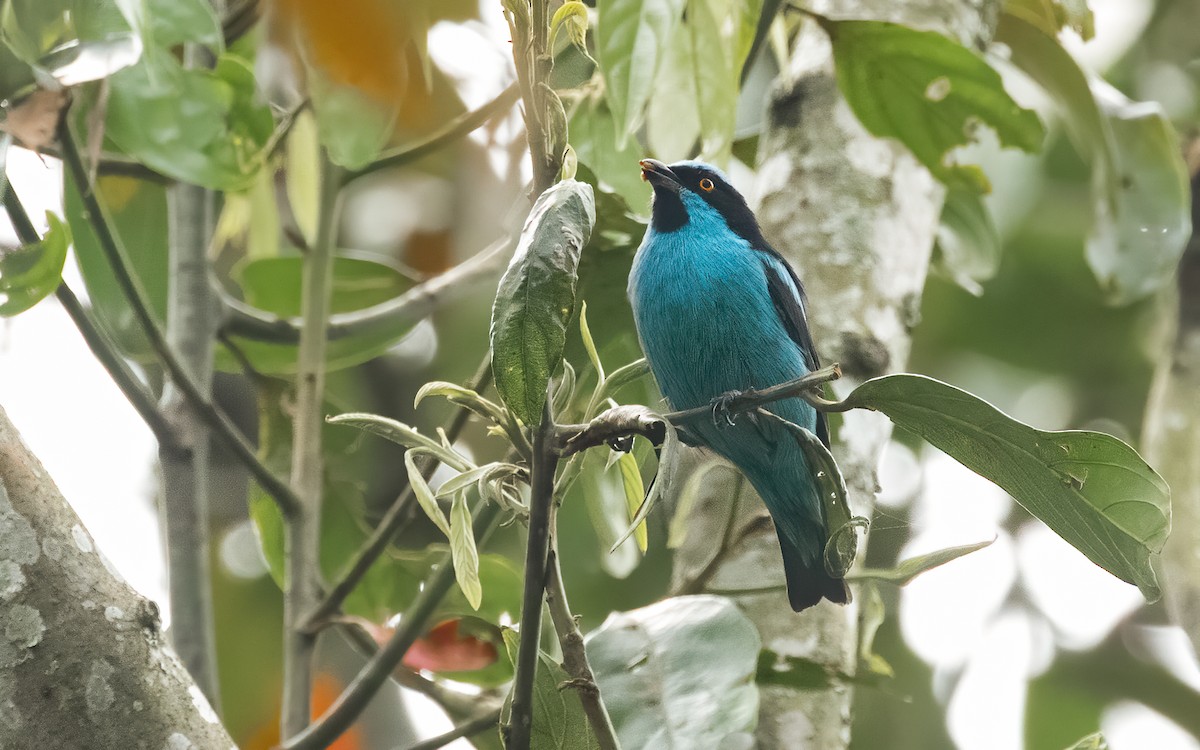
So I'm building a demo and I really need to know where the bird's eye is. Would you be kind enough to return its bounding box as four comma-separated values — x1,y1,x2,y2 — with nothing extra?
699,178,715,192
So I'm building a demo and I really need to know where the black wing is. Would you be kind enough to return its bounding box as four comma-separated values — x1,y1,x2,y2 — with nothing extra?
761,255,831,448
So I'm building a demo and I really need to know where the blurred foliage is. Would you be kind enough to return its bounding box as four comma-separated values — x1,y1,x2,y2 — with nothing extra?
2,0,1198,747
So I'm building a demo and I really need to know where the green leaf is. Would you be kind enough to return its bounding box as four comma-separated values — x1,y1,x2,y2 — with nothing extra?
850,539,995,585
500,630,600,750
236,253,413,318
450,493,483,610
0,0,141,85
841,374,1170,601
827,19,1044,192
551,0,590,51
611,416,679,552
147,0,223,51
106,50,273,190
570,100,649,211
1063,732,1107,750
490,179,596,425
1004,0,1094,39
579,301,604,381
588,595,759,749
66,175,168,358
0,211,69,316
1084,85,1191,305
308,67,397,170
595,0,687,145
997,14,1190,305
933,187,1001,295
617,451,647,553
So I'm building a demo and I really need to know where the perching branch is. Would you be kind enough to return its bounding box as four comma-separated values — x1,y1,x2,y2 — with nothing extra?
553,364,842,457
281,501,502,750
545,546,621,750
56,117,302,518
343,83,520,184
303,355,495,632
281,151,343,737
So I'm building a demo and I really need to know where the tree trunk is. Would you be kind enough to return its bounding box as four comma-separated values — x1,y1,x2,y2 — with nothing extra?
0,403,235,749
672,2,995,746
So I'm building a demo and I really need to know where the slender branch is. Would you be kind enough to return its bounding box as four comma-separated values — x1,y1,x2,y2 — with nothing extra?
344,83,521,184
220,234,516,345
281,151,343,737
1,190,184,452
56,116,300,518
507,400,559,750
302,355,495,632
405,709,503,750
54,284,181,450
158,36,222,704
554,365,843,457
545,546,620,750
281,501,502,750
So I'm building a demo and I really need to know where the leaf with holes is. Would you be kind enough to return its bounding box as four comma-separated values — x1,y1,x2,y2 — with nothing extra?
827,19,1044,192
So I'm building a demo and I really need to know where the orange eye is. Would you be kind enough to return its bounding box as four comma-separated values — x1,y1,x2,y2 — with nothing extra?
699,178,715,192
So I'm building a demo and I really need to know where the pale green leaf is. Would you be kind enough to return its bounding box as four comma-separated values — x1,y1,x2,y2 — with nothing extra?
588,596,759,749
328,412,473,471
850,539,995,585
595,0,687,144
450,493,482,610
617,451,647,552
933,187,1001,295
406,450,451,538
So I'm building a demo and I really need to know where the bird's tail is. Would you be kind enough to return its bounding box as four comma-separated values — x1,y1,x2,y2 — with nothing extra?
777,522,851,612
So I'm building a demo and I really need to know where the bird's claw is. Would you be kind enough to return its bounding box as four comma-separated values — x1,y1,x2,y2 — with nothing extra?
711,390,743,428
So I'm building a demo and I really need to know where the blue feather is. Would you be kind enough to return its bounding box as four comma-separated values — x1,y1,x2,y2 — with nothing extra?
627,159,849,611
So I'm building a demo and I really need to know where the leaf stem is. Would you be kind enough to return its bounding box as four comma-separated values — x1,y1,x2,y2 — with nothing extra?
506,400,559,750
545,544,621,750
302,355,494,632
281,149,342,737
280,501,501,750
56,117,301,518
343,84,520,184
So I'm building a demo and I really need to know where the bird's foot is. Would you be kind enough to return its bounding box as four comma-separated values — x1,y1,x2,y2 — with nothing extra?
711,390,744,427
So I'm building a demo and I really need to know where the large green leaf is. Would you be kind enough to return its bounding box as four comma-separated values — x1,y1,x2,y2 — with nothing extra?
0,0,141,85
106,50,273,190
827,19,1044,192
998,14,1191,305
0,210,69,316
841,374,1170,600
588,595,760,749
595,0,686,145
147,0,223,51
307,68,398,170
569,98,647,211
500,629,600,750
490,179,596,425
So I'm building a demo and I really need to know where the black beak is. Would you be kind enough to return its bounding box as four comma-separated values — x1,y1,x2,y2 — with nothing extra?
640,159,680,192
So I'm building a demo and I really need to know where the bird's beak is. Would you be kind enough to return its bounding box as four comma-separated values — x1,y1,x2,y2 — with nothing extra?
639,159,681,193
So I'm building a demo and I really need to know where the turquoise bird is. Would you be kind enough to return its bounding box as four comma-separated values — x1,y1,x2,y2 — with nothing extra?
627,158,849,611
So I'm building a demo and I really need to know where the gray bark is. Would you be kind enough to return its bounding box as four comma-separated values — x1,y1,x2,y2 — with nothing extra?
672,2,994,747
0,403,235,749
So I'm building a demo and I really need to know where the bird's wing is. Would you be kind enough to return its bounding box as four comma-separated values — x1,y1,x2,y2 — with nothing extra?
759,253,831,448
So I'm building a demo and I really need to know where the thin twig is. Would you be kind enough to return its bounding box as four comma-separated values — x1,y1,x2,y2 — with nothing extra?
281,152,342,737
403,709,503,750
280,501,502,750
344,83,520,185
0,193,183,453
507,401,558,750
303,355,495,632
545,545,620,750
56,117,302,518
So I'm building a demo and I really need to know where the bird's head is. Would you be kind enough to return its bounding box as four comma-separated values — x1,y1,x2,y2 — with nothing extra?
639,159,763,244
